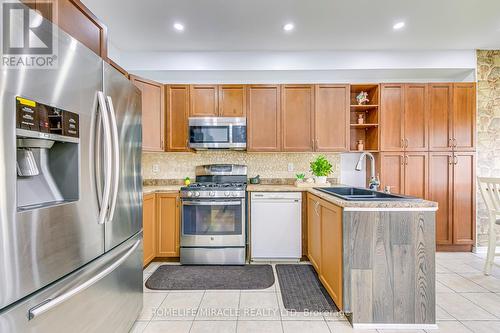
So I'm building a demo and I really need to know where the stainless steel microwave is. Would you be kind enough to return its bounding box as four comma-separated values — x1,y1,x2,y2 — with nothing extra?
188,117,246,150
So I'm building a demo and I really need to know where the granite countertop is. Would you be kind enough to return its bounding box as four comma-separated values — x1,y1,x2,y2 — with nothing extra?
144,184,438,210
143,185,183,194
247,184,438,210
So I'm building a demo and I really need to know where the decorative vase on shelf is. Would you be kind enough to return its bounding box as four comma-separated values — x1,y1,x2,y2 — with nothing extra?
357,114,365,124
357,140,364,151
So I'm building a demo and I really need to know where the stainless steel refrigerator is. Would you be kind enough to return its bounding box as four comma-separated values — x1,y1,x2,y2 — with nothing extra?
0,8,143,332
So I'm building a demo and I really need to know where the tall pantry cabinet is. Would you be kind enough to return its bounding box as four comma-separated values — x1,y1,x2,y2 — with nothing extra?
379,83,476,251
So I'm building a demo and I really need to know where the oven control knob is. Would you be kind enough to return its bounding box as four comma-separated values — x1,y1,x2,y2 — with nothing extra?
194,192,200,197
224,191,230,196
231,192,238,197
187,191,193,197
209,191,215,197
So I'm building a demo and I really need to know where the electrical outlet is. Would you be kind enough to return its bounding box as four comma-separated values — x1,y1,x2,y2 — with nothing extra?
152,164,160,173
287,163,294,172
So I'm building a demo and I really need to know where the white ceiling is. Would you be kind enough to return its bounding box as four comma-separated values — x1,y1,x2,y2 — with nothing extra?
82,0,500,52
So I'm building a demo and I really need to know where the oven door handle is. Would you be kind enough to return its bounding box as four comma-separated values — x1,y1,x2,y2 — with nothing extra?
182,201,242,206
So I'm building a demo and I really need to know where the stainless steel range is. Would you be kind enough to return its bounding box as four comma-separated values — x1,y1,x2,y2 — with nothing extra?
180,164,247,265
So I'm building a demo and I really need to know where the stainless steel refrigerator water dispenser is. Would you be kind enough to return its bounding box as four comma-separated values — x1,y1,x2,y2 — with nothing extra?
16,97,80,210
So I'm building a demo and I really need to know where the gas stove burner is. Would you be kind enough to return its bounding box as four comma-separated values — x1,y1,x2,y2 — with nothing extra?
187,182,246,189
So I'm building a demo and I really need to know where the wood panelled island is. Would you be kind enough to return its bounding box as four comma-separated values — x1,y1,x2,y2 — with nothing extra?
247,185,437,330
306,189,437,330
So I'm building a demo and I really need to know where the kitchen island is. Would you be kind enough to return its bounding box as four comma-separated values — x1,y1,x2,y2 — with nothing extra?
248,185,437,330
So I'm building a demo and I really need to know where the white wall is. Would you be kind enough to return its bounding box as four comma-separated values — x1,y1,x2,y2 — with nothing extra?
340,153,367,187
118,50,476,83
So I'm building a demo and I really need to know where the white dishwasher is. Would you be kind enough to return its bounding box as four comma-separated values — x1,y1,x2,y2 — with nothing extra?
250,192,302,260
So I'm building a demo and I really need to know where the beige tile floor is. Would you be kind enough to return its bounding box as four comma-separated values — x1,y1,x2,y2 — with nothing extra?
131,253,500,333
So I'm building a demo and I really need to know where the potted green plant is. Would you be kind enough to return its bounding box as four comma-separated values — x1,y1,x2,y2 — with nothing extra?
295,173,306,184
310,155,332,184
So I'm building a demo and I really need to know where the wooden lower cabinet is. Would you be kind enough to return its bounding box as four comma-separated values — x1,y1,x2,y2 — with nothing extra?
428,152,453,245
156,193,181,257
307,194,343,309
452,152,476,246
143,193,156,267
319,200,343,309
142,192,181,266
307,195,322,272
428,151,475,251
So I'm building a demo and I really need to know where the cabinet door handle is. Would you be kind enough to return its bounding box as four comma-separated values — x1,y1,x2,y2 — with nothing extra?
453,138,457,148
448,156,453,165
454,155,458,165
405,138,409,148
401,139,405,149
405,155,408,165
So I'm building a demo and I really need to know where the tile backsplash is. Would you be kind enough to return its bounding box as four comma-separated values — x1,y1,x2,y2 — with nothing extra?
142,151,341,180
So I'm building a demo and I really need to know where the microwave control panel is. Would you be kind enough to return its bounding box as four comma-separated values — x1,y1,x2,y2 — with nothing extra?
16,97,79,138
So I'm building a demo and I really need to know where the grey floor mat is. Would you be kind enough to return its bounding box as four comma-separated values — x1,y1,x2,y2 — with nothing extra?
145,265,274,290
276,264,338,312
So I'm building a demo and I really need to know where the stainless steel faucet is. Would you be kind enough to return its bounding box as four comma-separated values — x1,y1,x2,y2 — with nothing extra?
355,152,380,191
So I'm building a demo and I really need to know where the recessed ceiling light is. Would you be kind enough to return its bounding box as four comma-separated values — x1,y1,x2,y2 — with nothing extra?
393,21,405,30
173,23,185,32
283,23,295,32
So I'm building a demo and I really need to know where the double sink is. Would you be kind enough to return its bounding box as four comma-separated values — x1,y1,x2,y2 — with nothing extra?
314,187,418,201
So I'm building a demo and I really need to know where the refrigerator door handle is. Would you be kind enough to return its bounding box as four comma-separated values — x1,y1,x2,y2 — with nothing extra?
96,91,113,225
28,239,141,320
105,96,120,223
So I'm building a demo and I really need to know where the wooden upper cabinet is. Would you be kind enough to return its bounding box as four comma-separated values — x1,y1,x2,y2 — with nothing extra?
314,85,349,151
219,85,246,117
429,83,453,151
281,85,314,152
156,193,180,257
404,84,428,151
428,152,453,245
166,85,190,151
247,85,281,152
380,84,404,151
143,193,156,267
307,195,321,272
379,152,404,195
319,201,343,309
130,76,165,152
452,152,475,245
189,85,218,117
452,83,476,151
404,152,428,198
56,0,108,58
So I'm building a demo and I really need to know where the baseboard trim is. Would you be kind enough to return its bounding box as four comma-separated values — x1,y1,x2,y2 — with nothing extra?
473,246,500,254
437,244,473,252
352,323,438,330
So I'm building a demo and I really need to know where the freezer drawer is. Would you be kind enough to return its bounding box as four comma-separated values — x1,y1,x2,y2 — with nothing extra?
0,233,143,333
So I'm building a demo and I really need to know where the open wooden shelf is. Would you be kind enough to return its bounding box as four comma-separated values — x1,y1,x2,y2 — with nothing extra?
350,123,378,128
350,104,379,110
349,84,380,151
349,149,379,153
